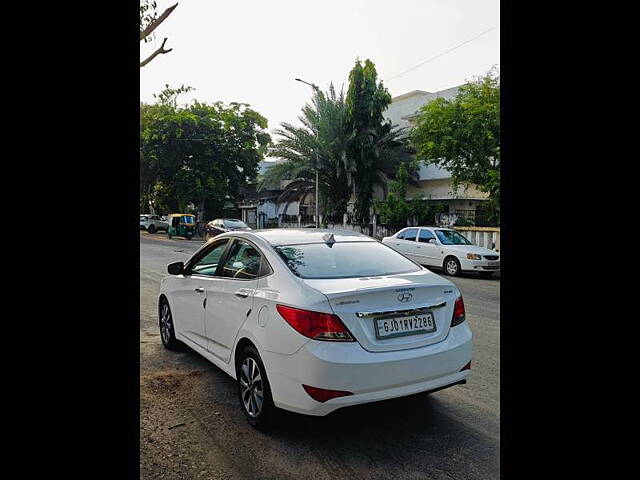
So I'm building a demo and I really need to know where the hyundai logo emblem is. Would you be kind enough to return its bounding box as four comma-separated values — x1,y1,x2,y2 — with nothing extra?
397,292,413,303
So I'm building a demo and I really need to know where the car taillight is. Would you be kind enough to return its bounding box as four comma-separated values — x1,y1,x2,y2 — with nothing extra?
276,305,354,341
451,295,466,327
302,384,353,402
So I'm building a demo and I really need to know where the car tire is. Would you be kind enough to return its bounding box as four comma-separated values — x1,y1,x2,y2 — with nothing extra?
443,256,461,276
148,224,156,234
159,299,181,350
237,346,276,429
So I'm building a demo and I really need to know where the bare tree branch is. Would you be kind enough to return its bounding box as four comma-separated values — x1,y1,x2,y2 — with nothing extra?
140,38,173,68
140,2,178,42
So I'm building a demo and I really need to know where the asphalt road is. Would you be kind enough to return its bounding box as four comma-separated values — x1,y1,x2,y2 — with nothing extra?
140,232,500,480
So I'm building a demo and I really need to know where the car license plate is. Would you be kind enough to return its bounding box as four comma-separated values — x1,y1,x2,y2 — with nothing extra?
488,261,500,266
374,312,436,339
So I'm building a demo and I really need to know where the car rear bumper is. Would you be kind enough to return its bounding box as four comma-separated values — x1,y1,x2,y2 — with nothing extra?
263,322,472,416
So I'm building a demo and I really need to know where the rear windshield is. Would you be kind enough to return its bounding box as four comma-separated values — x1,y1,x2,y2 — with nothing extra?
224,219,248,228
274,241,421,279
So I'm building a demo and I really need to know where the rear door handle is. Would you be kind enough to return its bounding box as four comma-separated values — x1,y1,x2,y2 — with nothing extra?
195,287,204,293
234,290,250,298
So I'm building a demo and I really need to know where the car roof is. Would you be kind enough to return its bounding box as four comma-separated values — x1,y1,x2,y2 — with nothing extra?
400,226,450,230
240,228,374,246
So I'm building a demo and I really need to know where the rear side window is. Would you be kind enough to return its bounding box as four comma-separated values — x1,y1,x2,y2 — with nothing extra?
401,228,418,242
222,240,263,279
274,241,420,279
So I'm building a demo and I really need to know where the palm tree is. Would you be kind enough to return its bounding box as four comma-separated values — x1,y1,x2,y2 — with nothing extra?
259,84,350,221
261,84,416,223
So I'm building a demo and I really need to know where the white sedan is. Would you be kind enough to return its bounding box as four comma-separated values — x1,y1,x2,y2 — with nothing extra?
382,227,500,277
159,229,472,428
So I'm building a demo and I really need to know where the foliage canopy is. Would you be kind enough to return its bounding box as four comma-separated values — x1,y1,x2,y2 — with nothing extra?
140,86,270,219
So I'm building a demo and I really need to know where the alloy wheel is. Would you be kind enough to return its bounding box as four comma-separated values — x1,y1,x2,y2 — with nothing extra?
160,303,172,345
446,259,459,275
239,357,264,418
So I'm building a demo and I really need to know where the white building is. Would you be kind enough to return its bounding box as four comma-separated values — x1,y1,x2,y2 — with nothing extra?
384,86,489,223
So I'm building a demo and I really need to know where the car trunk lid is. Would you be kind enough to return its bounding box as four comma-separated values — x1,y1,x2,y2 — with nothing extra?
301,269,459,352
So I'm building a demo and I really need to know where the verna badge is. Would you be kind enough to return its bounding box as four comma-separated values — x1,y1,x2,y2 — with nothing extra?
397,292,413,303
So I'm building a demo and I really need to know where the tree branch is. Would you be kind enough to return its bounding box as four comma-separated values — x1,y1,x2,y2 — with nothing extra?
140,2,178,42
140,38,173,68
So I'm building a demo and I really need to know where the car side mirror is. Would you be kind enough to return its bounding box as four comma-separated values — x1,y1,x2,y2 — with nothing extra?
167,261,184,275
428,238,437,244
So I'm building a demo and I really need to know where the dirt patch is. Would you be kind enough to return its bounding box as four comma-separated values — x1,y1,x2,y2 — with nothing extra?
140,368,256,480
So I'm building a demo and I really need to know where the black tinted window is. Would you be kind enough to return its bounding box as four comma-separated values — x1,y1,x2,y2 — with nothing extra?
418,229,436,242
223,219,248,228
275,241,420,279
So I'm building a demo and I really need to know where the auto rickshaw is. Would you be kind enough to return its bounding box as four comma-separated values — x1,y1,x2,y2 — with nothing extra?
167,214,196,240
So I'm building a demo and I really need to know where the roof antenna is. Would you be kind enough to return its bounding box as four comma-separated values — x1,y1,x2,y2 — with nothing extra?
322,233,336,247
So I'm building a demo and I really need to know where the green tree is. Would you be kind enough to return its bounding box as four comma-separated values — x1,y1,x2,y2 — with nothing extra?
375,162,411,230
410,69,500,219
346,59,410,224
264,62,414,224
375,162,444,230
140,86,270,219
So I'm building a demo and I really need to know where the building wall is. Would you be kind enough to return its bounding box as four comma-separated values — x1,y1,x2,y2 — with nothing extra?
383,86,490,212
407,178,488,201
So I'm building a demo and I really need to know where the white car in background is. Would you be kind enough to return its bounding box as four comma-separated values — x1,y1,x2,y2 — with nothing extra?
140,214,169,234
382,227,500,277
159,229,472,428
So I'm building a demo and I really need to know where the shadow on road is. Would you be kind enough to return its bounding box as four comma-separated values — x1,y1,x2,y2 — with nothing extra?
151,343,499,479
425,267,500,281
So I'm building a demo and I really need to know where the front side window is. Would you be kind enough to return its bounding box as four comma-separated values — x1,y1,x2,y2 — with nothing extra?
222,240,263,279
191,240,229,276
275,241,420,279
418,229,436,243
435,229,472,245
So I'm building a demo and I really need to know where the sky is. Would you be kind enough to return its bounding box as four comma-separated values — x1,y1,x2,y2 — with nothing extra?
140,0,499,157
